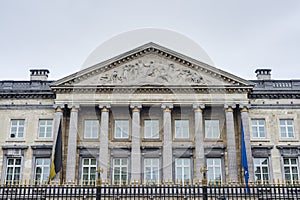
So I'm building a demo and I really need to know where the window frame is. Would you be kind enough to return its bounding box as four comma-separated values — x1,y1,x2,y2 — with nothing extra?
34,158,50,184
283,157,299,182
10,119,25,139
251,119,266,139
206,158,222,183
205,119,220,139
144,119,159,139
114,120,129,139
174,119,189,139
81,158,97,184
6,157,22,184
253,157,269,182
144,158,160,183
38,119,53,139
279,119,295,139
175,158,191,183
112,158,128,185
84,119,99,139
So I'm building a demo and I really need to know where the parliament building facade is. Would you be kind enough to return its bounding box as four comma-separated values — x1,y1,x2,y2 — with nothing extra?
1,42,300,185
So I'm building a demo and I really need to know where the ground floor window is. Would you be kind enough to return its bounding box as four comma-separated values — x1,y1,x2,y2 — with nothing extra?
254,158,269,182
283,158,299,182
113,158,128,185
35,158,50,184
207,158,222,183
82,158,97,184
175,158,191,183
6,158,21,184
144,158,159,183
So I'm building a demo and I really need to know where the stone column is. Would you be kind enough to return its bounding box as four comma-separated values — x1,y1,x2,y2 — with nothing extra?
240,104,254,182
130,104,142,181
193,104,205,181
161,104,173,182
224,104,238,182
99,104,111,181
66,104,80,181
51,104,64,181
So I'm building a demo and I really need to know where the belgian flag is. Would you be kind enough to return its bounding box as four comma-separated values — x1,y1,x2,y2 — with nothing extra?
49,119,62,180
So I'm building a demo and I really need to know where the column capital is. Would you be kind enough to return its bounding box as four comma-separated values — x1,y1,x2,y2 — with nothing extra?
161,104,173,111
240,104,251,112
193,104,205,112
224,104,236,112
53,104,64,112
68,104,80,111
99,104,111,112
130,104,142,112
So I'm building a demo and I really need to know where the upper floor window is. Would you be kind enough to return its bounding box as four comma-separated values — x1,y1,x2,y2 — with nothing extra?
38,119,53,138
144,120,159,139
175,158,191,183
10,119,25,138
84,120,99,139
251,119,265,138
6,158,21,184
113,158,128,185
205,120,220,139
175,120,189,139
254,158,269,181
144,158,159,183
82,158,97,184
207,158,222,183
35,158,50,184
283,158,299,182
280,119,294,138
114,120,129,139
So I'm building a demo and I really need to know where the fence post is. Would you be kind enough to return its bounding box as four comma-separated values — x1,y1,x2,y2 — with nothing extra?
96,167,104,200
200,167,208,200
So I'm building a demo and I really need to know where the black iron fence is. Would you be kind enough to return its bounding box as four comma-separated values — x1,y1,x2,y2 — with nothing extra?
1,182,300,199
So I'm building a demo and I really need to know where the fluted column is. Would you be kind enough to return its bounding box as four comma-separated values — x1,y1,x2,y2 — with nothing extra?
240,104,254,182
51,104,64,181
193,104,205,181
66,104,80,181
161,104,173,181
224,104,238,181
99,104,111,180
130,104,142,181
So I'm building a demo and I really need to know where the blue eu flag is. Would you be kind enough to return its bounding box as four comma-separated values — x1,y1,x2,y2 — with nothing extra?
241,121,250,193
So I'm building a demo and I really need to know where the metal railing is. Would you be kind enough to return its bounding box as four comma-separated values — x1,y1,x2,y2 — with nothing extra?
1,182,300,199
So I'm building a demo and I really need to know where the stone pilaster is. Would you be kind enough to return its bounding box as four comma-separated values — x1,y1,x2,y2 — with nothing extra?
193,104,205,181
161,104,173,181
130,104,142,181
99,104,111,181
66,104,80,181
224,104,238,182
52,104,64,181
240,104,254,182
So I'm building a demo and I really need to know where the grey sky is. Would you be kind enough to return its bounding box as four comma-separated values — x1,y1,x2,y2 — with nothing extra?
0,0,299,81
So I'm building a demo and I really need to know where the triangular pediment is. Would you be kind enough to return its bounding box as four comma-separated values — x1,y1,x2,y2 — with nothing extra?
52,43,253,88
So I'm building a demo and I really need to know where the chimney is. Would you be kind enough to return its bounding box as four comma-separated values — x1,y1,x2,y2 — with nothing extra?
30,69,50,81
255,69,271,80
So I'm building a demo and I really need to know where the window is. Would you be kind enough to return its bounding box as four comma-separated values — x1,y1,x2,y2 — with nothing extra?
251,119,265,138
144,120,159,139
280,119,295,138
283,158,299,182
35,158,50,184
175,120,189,139
82,158,97,184
254,158,269,182
84,120,99,139
144,158,159,183
205,120,220,139
114,120,129,139
175,158,191,183
207,158,222,183
38,120,53,138
10,119,25,138
113,158,128,184
6,158,21,184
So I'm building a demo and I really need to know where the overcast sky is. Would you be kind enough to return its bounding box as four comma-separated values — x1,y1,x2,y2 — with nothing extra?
0,0,299,81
